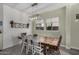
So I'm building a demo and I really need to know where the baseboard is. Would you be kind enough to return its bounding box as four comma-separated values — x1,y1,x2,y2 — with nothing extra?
60,44,71,49
61,45,79,50
71,46,79,50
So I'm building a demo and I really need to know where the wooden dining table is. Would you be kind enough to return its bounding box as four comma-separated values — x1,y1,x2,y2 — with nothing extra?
39,36,59,55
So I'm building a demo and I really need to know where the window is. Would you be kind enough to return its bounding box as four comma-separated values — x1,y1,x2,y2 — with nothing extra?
31,15,45,30
46,17,59,31
35,19,44,30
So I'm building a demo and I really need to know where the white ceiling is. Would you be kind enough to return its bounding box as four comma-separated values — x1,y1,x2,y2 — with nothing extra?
4,3,67,15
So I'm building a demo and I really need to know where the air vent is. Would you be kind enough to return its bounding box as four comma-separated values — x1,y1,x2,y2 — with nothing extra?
31,3,38,7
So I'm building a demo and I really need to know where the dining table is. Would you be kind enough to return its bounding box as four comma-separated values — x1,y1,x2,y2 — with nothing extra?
39,36,59,55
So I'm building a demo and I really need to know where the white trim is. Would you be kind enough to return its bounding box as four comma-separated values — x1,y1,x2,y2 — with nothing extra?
71,46,79,50
65,46,71,49
60,44,79,50
60,44,71,49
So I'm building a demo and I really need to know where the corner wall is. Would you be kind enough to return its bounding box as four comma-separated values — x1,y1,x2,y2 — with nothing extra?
3,5,32,49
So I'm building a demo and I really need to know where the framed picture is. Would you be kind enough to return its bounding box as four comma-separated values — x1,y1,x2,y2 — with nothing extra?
10,20,30,28
75,14,79,22
76,14,79,19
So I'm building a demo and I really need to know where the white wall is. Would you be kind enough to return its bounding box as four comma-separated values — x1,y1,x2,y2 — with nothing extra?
0,4,3,21
70,4,79,49
0,4,3,50
3,5,32,49
0,4,3,32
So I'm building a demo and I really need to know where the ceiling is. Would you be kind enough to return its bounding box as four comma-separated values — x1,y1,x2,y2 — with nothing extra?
4,3,67,15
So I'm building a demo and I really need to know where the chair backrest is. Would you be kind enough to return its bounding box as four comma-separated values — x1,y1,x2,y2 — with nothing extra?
27,35,33,44
27,34,41,47
21,33,27,37
33,35,40,46
32,35,43,55
58,35,62,46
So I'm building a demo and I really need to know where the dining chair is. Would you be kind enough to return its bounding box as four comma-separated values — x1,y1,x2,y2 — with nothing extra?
21,35,28,54
20,33,28,54
26,35,34,55
21,34,43,55
32,36,44,55
26,34,43,55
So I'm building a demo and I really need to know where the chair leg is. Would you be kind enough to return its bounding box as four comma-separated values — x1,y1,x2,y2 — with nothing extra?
31,46,34,55
26,45,31,55
21,43,25,54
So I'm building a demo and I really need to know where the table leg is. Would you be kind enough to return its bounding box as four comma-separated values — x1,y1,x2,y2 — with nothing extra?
43,45,46,55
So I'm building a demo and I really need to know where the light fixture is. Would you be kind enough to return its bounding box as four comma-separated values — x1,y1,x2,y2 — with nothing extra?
31,3,38,7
